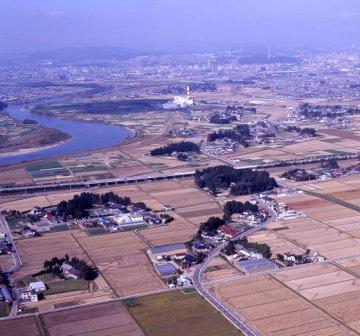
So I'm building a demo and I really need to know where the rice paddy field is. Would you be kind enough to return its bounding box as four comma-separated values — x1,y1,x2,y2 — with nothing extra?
206,175,360,335
42,301,144,336
124,290,243,336
75,231,167,297
209,273,357,336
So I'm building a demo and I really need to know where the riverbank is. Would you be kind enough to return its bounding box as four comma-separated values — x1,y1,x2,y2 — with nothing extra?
0,138,70,158
0,103,134,165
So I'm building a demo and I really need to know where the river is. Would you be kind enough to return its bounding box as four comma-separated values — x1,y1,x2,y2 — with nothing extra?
0,104,134,165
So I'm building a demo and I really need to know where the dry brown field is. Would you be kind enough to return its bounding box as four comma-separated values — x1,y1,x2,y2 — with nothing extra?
204,256,240,283
140,215,196,246
42,301,144,336
0,253,14,272
0,168,32,185
320,128,360,141
209,274,356,336
0,195,52,212
273,263,360,333
0,316,41,336
248,230,305,256
175,202,222,225
274,263,358,301
75,231,166,297
14,230,87,279
14,229,114,311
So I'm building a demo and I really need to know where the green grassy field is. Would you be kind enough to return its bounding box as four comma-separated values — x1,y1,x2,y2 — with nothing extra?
16,275,38,288
44,279,88,295
69,165,108,173
6,216,23,230
326,149,352,155
0,302,11,317
123,290,243,336
148,162,169,170
49,224,69,232
26,161,71,178
26,161,63,171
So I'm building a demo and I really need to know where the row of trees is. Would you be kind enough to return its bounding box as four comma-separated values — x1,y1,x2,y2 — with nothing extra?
57,192,131,219
194,165,277,196
150,141,199,156
286,125,317,137
42,255,98,281
223,200,258,221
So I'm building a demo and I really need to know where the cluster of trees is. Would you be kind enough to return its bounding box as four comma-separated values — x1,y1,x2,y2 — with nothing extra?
195,165,277,196
322,158,339,169
207,124,251,146
57,192,132,219
150,141,199,156
133,201,150,211
42,255,98,281
286,126,317,137
209,114,236,124
248,242,271,259
222,241,236,255
0,101,7,112
159,213,174,224
239,238,272,259
176,153,188,161
281,169,316,181
100,192,131,206
299,103,360,119
223,200,258,221
222,238,272,258
22,119,38,125
0,269,10,286
198,216,225,235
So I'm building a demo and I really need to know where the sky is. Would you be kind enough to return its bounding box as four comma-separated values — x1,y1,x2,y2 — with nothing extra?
1,0,360,54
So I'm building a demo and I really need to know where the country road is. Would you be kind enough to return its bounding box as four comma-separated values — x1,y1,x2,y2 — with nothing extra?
193,204,276,336
0,214,22,316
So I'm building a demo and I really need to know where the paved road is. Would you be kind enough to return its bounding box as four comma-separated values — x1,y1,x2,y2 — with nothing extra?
0,214,22,316
193,206,276,336
0,215,22,270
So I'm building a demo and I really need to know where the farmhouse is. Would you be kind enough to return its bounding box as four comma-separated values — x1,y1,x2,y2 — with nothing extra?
217,225,238,239
29,281,46,293
148,243,187,260
61,263,81,279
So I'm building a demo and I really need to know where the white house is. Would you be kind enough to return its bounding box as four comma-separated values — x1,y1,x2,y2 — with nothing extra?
29,281,46,293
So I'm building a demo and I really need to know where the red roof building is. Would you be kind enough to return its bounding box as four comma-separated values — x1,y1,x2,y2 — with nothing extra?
217,225,237,237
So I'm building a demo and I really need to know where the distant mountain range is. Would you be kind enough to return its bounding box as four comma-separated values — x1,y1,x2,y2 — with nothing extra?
0,47,140,65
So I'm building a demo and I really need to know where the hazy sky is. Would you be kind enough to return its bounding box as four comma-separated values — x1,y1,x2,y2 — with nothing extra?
1,0,360,54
